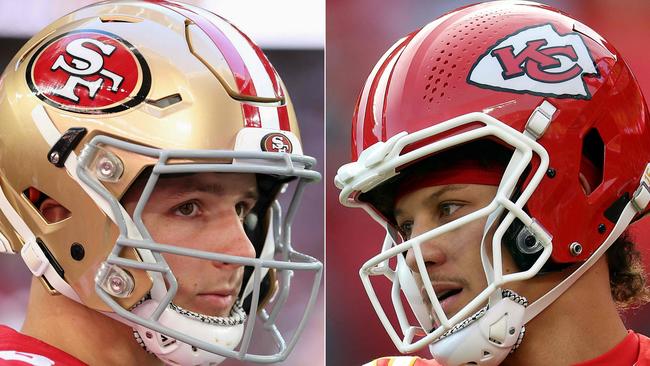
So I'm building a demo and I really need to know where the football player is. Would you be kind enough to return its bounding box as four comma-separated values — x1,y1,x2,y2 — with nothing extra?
0,1,322,365
335,2,650,365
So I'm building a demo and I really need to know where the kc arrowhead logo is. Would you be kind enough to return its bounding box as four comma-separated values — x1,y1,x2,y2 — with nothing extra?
468,24,597,99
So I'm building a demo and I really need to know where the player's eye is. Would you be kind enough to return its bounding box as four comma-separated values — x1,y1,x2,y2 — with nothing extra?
439,202,462,218
235,201,252,221
398,220,413,240
174,201,199,217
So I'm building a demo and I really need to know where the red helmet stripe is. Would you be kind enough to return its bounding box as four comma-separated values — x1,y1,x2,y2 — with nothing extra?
188,4,288,131
234,26,284,99
149,1,288,130
206,13,290,131
354,36,411,157
242,104,261,128
213,10,291,130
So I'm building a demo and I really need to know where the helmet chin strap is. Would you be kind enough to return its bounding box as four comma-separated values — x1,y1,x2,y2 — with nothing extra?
428,201,526,366
428,164,650,366
429,289,527,366
131,296,246,366
524,174,650,323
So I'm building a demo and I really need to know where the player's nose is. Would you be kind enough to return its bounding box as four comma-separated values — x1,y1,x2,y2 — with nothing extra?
208,212,256,269
405,216,448,271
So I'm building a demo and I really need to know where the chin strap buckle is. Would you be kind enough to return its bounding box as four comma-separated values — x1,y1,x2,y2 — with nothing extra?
0,232,13,253
631,163,650,214
21,239,50,277
524,100,557,140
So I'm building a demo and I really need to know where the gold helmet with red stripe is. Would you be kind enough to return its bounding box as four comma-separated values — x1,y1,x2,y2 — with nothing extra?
0,1,321,364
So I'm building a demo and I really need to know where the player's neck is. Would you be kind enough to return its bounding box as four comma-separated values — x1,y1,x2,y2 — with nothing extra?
502,257,627,366
21,277,162,366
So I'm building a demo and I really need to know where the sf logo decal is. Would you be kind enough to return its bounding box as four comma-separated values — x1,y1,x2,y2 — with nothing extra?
27,30,151,114
50,38,124,102
468,24,597,99
261,133,293,153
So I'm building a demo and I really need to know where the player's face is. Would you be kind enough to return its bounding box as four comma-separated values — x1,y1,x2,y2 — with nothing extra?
122,172,258,317
394,183,518,324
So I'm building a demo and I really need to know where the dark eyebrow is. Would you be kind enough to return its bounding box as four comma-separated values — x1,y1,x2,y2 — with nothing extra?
167,182,259,201
394,184,468,219
422,184,467,207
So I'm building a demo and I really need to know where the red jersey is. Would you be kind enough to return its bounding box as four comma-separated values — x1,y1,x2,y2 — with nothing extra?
574,331,650,366
364,356,440,366
0,326,87,366
365,331,650,366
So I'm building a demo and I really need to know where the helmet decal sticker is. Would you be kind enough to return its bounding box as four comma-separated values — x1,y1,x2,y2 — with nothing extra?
260,132,293,153
468,24,597,99
26,30,151,114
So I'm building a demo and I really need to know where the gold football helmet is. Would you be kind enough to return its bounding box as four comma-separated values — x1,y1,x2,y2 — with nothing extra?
0,1,322,364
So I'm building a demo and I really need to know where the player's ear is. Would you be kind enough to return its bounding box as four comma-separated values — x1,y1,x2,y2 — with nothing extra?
40,198,71,223
578,172,592,195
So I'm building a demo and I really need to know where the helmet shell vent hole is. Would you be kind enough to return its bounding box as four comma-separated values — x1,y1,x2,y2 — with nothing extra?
99,15,142,24
580,128,605,195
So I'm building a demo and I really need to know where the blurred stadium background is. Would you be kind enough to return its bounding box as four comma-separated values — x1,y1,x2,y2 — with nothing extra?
327,0,650,364
0,1,323,365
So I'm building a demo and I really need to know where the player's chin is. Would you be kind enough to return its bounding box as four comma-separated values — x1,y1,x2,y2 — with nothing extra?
176,294,237,317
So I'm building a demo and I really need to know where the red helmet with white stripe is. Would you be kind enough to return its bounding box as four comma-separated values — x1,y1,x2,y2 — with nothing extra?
336,1,650,365
0,1,321,364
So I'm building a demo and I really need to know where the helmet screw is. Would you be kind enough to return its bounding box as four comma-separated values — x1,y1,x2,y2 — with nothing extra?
569,242,582,257
509,327,516,335
598,224,606,234
97,157,115,179
146,331,153,339
99,263,134,297
49,151,60,164
546,168,556,178
70,243,85,261
524,235,537,248
109,275,125,293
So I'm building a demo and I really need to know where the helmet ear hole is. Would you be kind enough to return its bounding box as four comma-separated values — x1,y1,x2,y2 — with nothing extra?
579,128,604,195
503,217,571,273
22,187,71,224
504,218,541,271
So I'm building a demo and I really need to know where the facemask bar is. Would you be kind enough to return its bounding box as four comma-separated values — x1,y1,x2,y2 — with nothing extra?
76,134,323,363
337,112,552,353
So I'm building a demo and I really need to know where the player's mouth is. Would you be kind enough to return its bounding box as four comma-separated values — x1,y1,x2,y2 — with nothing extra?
428,284,464,325
196,289,238,316
437,288,462,312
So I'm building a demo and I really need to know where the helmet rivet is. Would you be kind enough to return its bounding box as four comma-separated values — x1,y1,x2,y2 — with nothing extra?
546,168,556,178
146,331,153,339
49,151,60,164
509,327,516,335
98,263,134,298
109,275,125,293
70,243,85,261
569,242,582,257
98,158,115,178
598,224,606,234
92,149,124,182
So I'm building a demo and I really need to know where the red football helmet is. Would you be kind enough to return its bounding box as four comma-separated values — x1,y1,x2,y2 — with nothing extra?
335,1,650,365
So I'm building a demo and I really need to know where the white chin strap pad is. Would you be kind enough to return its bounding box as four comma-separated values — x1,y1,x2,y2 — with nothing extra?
241,208,275,301
396,254,434,331
131,300,243,366
429,297,525,366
